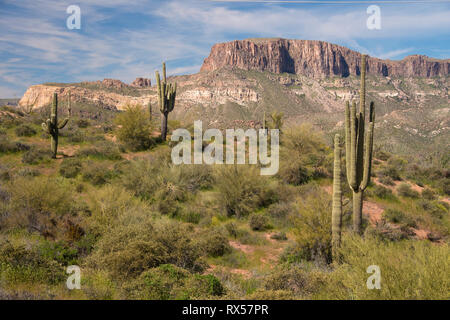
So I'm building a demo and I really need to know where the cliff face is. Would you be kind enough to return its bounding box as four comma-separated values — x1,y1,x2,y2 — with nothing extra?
200,39,450,78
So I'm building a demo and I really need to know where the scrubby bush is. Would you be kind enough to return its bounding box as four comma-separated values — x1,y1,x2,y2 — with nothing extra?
59,158,83,178
122,264,224,299
383,208,417,228
291,186,332,264
249,213,269,231
278,125,331,185
114,105,153,151
14,124,36,137
317,235,449,299
215,166,278,217
421,188,437,200
378,175,395,186
0,136,30,153
77,140,122,160
378,166,401,181
77,119,90,128
270,231,287,241
87,219,205,279
21,147,52,164
81,161,115,185
0,176,77,239
196,229,231,257
397,183,419,198
370,185,394,200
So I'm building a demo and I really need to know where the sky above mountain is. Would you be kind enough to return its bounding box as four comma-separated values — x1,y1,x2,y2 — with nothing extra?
1,0,449,98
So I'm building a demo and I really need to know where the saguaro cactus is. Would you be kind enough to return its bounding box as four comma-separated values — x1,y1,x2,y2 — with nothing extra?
148,100,152,122
332,134,343,260
156,62,177,141
41,92,70,158
345,54,375,234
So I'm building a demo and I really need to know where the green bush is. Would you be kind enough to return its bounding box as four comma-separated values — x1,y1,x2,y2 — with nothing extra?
291,186,332,264
87,219,205,279
278,125,331,185
370,185,394,199
249,213,269,231
59,158,83,178
397,183,419,198
316,235,449,299
122,264,224,299
77,140,122,160
0,176,76,239
378,175,395,186
0,136,30,153
76,119,90,128
81,161,115,185
114,105,153,151
421,188,437,200
15,125,36,137
196,229,231,257
21,147,52,164
215,166,278,217
383,208,417,228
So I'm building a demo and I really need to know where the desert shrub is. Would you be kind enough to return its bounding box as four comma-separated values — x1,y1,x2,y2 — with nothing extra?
21,146,52,164
81,161,115,185
0,239,65,285
87,219,205,279
246,289,295,300
249,213,269,231
0,176,76,238
316,235,449,299
114,105,153,151
0,164,12,181
264,265,325,297
378,175,394,186
421,188,437,200
122,264,224,299
224,221,238,238
66,130,85,143
76,119,90,128
397,183,419,198
16,167,40,177
215,166,278,217
417,200,448,220
383,208,417,228
77,140,122,160
291,186,332,264
378,165,401,181
59,158,83,178
0,136,30,153
196,229,231,257
14,124,36,137
364,221,411,242
374,149,391,161
270,231,287,241
87,184,148,233
278,125,331,185
370,185,394,200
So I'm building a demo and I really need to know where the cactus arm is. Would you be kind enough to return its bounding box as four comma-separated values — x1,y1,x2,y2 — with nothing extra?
360,54,366,117
356,111,365,187
42,122,50,134
349,101,357,190
162,62,167,82
58,118,69,129
345,101,351,185
332,134,343,259
361,102,375,190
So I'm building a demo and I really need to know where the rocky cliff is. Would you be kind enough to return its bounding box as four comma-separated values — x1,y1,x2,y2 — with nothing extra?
201,39,450,78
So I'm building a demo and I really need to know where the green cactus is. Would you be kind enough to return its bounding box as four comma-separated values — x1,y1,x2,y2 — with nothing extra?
41,92,71,158
156,62,177,141
270,111,284,131
148,100,152,122
332,134,343,260
344,54,375,234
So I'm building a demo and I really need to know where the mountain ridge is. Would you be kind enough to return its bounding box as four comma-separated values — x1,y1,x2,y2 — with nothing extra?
200,38,450,78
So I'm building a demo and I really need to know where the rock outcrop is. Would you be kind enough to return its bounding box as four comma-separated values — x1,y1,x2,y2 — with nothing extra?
131,77,151,87
201,39,449,78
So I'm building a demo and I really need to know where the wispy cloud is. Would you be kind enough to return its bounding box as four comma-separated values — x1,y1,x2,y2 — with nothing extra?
0,0,449,98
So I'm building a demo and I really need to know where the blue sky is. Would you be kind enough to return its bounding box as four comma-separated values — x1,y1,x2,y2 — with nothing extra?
0,0,449,98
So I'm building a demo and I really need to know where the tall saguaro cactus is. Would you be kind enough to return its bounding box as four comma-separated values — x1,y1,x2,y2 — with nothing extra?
345,54,375,234
156,62,177,141
332,134,343,260
148,100,152,122
41,92,70,158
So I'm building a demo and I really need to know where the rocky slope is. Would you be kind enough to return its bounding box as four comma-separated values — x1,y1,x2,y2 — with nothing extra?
201,39,450,78
17,39,449,157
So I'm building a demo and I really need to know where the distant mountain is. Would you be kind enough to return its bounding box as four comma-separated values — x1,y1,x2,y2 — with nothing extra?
17,39,449,158
201,38,450,78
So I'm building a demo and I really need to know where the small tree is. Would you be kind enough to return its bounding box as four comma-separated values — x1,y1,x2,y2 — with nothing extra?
115,104,152,151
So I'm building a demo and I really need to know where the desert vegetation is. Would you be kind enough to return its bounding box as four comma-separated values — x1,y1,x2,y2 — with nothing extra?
0,58,448,300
